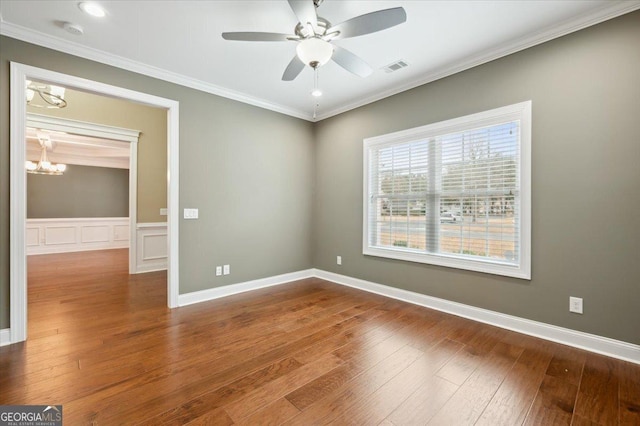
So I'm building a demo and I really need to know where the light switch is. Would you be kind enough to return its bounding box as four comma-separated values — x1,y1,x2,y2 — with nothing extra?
223,264,230,275
184,208,199,219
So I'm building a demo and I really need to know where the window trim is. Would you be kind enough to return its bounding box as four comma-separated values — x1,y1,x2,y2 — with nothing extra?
362,101,531,280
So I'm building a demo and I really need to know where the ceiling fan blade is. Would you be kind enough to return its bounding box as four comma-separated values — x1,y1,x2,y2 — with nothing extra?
287,0,317,30
332,45,373,78
222,32,295,42
282,55,305,81
326,7,407,40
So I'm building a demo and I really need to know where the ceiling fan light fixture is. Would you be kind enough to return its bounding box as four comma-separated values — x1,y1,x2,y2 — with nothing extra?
296,38,333,67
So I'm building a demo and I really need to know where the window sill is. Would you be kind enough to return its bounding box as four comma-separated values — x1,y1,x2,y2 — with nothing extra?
363,246,531,280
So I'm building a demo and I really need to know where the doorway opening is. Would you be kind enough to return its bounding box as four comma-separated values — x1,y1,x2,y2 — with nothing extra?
9,62,180,344
26,112,138,267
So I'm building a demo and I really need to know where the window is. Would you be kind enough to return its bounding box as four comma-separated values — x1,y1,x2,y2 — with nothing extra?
363,101,531,279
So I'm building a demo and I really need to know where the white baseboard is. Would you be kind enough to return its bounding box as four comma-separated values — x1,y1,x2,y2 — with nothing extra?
176,267,638,364
5,264,637,364
0,329,11,347
312,269,640,365
177,269,315,307
135,265,168,274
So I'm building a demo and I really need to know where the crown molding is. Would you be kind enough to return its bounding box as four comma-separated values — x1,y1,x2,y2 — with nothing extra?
316,1,640,121
2,1,639,123
0,19,314,122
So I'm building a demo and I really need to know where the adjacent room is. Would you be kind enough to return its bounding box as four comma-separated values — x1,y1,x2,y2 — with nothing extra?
1,1,639,424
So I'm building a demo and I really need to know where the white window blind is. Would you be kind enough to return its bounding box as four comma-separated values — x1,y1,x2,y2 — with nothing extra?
363,101,531,279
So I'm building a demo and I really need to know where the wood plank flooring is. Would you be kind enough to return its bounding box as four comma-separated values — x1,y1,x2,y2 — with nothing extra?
1,249,638,425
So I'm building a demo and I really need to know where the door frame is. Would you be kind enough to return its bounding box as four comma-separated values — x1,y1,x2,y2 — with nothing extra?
10,62,180,343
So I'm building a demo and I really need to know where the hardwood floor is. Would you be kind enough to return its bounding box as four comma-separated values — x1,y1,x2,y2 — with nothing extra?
1,249,638,425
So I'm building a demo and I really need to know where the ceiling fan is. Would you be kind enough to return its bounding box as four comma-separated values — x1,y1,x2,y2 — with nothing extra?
222,0,407,81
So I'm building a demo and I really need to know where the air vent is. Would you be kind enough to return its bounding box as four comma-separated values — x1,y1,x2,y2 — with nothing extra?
383,60,409,73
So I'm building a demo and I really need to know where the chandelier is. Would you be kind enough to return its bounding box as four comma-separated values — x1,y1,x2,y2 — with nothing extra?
26,80,67,109
26,134,67,175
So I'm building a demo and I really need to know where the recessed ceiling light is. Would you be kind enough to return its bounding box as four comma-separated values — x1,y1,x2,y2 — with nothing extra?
311,89,322,97
78,2,106,18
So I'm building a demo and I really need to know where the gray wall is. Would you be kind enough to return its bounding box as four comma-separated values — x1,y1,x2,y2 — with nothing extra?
27,165,129,218
313,11,640,345
0,36,315,329
1,11,638,345
29,88,168,223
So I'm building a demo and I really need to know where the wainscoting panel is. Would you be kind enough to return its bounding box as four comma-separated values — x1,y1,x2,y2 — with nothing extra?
45,226,76,245
114,225,129,241
26,227,40,247
81,225,110,243
136,223,167,273
27,218,129,255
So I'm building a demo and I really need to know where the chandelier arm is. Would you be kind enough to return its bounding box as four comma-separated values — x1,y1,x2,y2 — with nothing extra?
36,90,68,108
26,144,65,175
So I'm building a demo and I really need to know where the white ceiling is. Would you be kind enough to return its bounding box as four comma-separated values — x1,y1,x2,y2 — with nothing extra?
2,1,639,121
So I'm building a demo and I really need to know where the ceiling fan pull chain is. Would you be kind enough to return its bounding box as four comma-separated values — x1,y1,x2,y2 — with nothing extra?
313,67,320,119
314,67,318,92
311,66,323,98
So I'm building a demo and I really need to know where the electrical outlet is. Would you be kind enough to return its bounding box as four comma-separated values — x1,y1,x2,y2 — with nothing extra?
215,266,222,276
160,208,168,216
337,256,342,265
569,297,583,314
223,264,230,275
